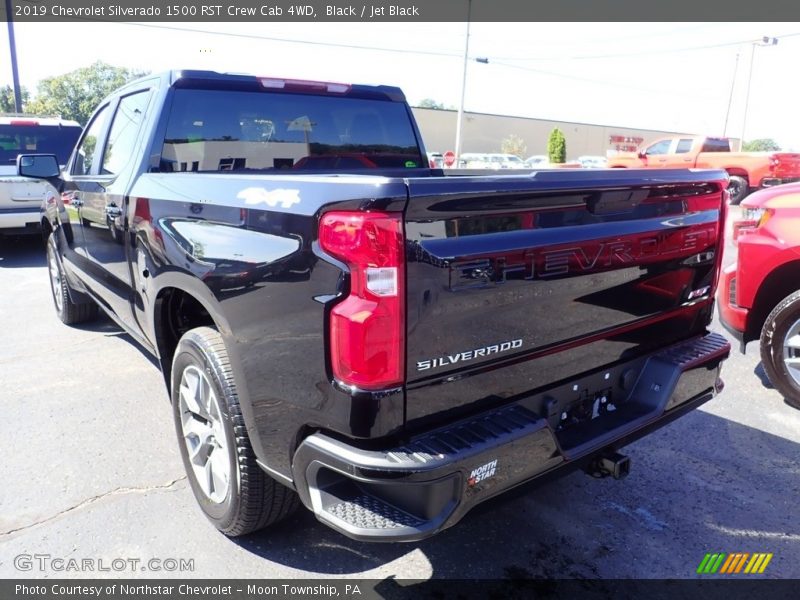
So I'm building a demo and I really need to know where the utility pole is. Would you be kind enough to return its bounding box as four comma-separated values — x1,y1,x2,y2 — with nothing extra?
741,36,778,150
454,0,472,165
5,0,23,112
722,51,739,137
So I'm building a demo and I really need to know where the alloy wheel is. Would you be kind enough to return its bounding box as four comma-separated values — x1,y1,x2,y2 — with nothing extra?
178,365,230,503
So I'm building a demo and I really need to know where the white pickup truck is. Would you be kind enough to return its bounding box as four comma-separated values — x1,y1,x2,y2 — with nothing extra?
0,115,81,235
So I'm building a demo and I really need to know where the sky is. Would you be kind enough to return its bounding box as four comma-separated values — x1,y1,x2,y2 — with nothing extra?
3,21,800,149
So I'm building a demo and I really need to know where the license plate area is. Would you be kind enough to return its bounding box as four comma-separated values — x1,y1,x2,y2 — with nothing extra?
555,388,617,433
532,360,657,453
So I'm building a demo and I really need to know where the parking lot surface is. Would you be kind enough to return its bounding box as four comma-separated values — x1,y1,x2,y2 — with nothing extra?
1,208,799,582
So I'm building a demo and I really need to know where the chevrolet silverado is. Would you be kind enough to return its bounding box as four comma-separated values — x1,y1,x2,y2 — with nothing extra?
19,70,731,541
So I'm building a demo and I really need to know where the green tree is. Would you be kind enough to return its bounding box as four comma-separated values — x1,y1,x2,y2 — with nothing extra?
0,84,30,113
417,98,446,109
547,128,566,163
742,138,781,152
26,62,147,125
501,134,526,158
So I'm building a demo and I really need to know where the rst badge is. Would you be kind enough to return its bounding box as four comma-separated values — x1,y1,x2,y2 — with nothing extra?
417,339,523,371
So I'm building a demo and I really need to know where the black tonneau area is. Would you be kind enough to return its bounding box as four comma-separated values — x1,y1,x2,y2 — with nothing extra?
403,169,727,425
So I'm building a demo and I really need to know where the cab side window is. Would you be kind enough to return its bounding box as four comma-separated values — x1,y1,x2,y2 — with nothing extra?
675,139,693,154
101,91,152,176
72,105,110,176
645,140,671,155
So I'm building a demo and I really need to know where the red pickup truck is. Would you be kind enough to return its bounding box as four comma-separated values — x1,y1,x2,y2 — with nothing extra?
719,184,800,408
607,135,800,204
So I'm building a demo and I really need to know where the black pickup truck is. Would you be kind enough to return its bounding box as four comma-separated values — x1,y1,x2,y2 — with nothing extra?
20,70,730,542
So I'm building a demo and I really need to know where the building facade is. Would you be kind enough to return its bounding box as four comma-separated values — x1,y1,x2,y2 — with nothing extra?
411,107,738,159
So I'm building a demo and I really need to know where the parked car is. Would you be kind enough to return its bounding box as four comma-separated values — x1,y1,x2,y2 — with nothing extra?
719,183,800,408
22,69,730,542
485,153,526,169
524,155,548,168
607,135,800,204
457,152,492,168
0,115,82,235
576,155,608,169
427,152,444,168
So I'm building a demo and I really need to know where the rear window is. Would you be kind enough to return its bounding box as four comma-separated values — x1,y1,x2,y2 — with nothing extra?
0,124,82,166
160,89,424,173
701,138,730,153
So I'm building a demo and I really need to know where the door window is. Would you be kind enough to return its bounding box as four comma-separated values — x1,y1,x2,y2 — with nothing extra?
101,91,152,176
71,105,110,176
644,140,671,155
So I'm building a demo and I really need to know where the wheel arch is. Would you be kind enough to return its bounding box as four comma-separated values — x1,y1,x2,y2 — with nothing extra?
725,168,749,180
150,277,232,394
746,260,800,345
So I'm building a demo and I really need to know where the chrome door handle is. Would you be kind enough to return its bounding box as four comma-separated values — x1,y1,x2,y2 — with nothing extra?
105,205,122,218
69,192,83,207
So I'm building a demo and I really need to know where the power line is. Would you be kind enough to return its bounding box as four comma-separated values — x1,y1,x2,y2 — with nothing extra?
121,22,463,59
120,22,800,64
4,19,788,103
470,23,715,48
487,60,720,101
489,32,800,62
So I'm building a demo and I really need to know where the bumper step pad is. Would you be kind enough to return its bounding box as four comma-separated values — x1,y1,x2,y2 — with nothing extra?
327,495,424,530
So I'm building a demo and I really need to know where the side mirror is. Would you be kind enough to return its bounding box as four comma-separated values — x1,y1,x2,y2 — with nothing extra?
637,150,647,159
17,154,60,178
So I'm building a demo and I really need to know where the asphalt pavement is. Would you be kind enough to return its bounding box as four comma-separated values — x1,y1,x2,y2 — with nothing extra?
1,207,798,584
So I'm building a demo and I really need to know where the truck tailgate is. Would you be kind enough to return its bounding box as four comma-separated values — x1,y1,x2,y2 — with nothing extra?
404,169,727,424
0,169,51,207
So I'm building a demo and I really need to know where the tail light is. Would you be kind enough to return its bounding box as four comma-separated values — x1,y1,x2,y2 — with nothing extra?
259,77,351,94
319,211,404,390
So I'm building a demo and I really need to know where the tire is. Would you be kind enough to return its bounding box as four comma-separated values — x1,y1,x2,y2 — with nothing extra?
171,326,299,536
727,175,749,205
46,233,98,325
760,290,800,409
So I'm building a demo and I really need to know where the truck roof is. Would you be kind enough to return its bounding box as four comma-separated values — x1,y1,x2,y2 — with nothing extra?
122,70,408,103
